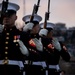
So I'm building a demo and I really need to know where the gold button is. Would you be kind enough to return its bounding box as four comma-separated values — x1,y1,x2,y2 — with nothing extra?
3,60,9,64
34,35,36,37
6,33,9,35
10,29,12,31
5,47,8,49
4,28,6,30
13,40,17,43
41,69,43,71
29,48,31,51
5,51,8,54
16,39,19,42
44,47,46,49
6,37,9,40
5,57,8,60
5,42,8,44
16,44,18,46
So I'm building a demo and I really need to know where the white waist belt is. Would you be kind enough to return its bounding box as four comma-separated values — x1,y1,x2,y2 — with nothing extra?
49,65,60,70
32,61,47,68
0,60,24,70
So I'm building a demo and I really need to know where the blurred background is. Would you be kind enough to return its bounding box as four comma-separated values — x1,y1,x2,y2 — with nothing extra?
0,0,75,28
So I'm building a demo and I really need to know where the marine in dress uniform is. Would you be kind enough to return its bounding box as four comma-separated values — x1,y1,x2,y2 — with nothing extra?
39,22,70,75
0,2,30,75
22,14,46,75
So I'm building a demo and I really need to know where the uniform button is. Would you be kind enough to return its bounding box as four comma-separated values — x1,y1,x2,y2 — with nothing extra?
16,39,19,42
3,60,8,64
41,69,43,71
5,42,8,44
5,47,8,49
10,28,12,31
29,48,31,51
13,40,17,43
5,51,8,54
6,37,9,40
44,47,46,49
6,33,9,35
5,57,8,60
34,35,36,37
4,28,6,30
16,44,18,46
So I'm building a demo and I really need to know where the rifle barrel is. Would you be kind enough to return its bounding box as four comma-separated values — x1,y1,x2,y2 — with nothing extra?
48,0,50,13
6,0,8,2
37,0,40,6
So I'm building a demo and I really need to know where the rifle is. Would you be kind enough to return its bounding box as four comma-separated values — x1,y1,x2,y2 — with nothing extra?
30,0,40,22
0,0,9,24
43,0,50,28
35,0,40,14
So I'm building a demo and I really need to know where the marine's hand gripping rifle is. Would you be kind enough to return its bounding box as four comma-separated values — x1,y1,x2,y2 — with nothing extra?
43,0,50,28
0,0,8,24
30,0,40,22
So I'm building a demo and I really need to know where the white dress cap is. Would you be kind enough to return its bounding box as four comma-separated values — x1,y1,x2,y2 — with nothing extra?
40,22,55,29
0,2,20,11
22,14,42,23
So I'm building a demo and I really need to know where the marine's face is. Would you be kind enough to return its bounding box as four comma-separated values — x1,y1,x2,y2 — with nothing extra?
31,24,40,34
3,14,17,27
47,30,53,38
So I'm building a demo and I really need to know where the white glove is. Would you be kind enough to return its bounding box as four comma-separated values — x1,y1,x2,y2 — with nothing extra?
18,40,29,56
23,22,34,32
39,29,48,37
52,38,61,51
32,38,43,52
0,24,4,33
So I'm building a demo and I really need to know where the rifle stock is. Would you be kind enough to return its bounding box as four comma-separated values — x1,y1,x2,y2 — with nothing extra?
30,0,40,22
30,4,36,22
43,12,47,28
43,0,50,29
43,12,50,29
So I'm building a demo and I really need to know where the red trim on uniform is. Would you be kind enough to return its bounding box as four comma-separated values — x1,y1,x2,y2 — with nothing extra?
29,39,36,47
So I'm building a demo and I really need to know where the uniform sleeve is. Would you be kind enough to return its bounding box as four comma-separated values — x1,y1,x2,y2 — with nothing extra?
20,32,31,47
60,42,70,62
